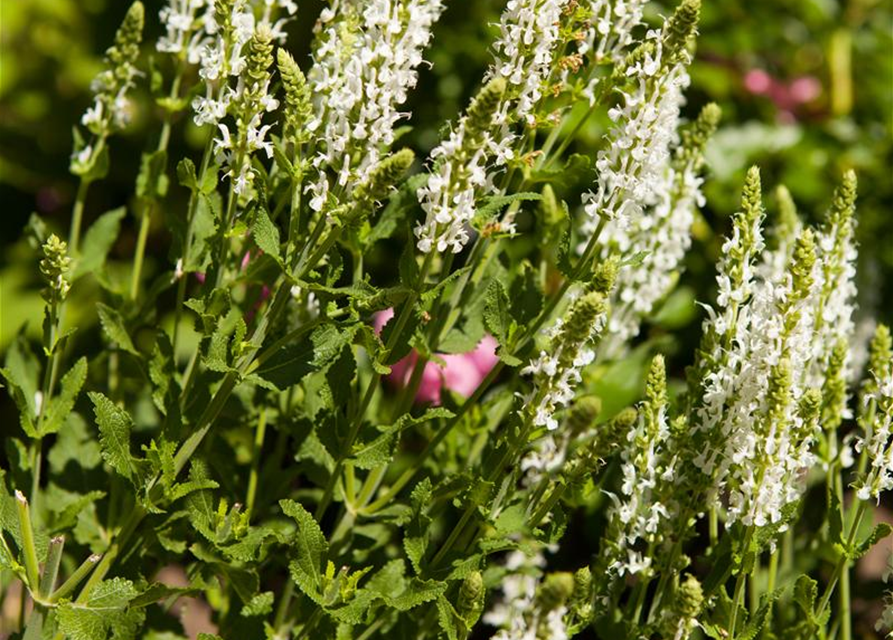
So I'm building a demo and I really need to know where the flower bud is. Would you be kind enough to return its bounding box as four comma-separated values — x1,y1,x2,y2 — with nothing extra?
591,256,620,294
566,396,602,436
278,49,312,141
465,78,506,141
662,0,701,67
821,339,848,431
246,25,274,86
675,574,703,619
355,149,415,206
40,234,72,301
775,185,799,241
457,571,484,624
536,571,574,612
562,292,606,348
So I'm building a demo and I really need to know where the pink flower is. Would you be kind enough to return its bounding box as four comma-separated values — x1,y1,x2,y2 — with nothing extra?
743,68,822,122
373,309,499,405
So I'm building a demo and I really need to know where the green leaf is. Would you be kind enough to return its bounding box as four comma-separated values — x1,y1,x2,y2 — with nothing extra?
527,154,592,189
254,336,314,391
853,522,893,560
136,149,169,201
364,173,427,246
0,335,41,437
739,587,784,640
88,392,137,482
483,279,520,366
185,460,216,541
40,357,87,436
56,577,144,640
793,574,817,616
404,478,433,576
241,591,274,617
74,207,126,279
281,499,328,603
176,158,198,191
473,192,542,226
48,412,102,473
253,204,281,262
436,595,459,640
350,408,453,470
828,489,843,546
384,578,447,610
96,303,139,355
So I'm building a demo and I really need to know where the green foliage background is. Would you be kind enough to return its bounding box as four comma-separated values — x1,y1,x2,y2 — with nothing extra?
0,0,891,637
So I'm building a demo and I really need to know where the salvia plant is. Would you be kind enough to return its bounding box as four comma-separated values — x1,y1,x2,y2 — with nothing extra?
1,1,891,639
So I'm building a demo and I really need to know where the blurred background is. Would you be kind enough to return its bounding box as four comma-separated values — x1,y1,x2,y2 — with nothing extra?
0,0,891,637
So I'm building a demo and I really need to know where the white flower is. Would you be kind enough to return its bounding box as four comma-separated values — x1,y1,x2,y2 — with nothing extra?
307,0,444,216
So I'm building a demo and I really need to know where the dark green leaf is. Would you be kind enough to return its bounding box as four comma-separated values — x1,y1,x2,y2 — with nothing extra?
88,392,137,482
96,303,139,355
74,207,126,279
40,357,87,436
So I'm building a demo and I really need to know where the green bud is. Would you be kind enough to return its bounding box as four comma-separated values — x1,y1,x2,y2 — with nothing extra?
278,49,312,141
536,571,574,612
827,169,857,231
676,102,720,169
765,360,793,433
465,78,506,141
868,324,892,383
40,234,72,301
591,255,620,294
457,571,484,625
247,25,274,86
562,292,606,348
789,228,816,304
797,388,823,437
539,184,563,228
662,0,701,67
570,566,592,619
821,339,848,431
615,41,655,81
566,396,602,436
775,185,799,241
675,574,703,619
355,149,415,205
644,355,668,439
603,406,637,454
740,166,763,230
111,2,144,59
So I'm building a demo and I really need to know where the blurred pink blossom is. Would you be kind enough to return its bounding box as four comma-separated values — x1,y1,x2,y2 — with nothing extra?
373,308,498,405
743,68,822,122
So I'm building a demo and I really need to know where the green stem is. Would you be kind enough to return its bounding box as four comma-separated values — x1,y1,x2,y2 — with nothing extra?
49,553,101,602
728,525,755,639
817,501,866,621
15,491,40,592
246,409,267,519
315,254,433,521
38,536,64,598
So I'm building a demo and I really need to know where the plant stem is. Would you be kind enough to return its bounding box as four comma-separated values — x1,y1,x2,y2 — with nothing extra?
817,501,866,621
728,525,755,639
38,536,64,598
49,553,101,602
15,491,40,592
315,254,433,521
246,409,267,519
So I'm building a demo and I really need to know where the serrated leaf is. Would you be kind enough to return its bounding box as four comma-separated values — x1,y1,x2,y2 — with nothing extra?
483,280,510,343
281,499,328,602
48,412,102,473
437,595,459,640
89,392,137,482
384,578,446,611
253,204,281,262
350,408,453,470
255,335,314,390
405,478,433,576
474,192,542,225
41,357,87,436
136,149,169,201
739,586,784,640
176,158,198,191
96,303,138,355
185,460,216,541
853,522,893,559
241,591,274,617
74,207,126,279
1,336,41,437
56,577,144,640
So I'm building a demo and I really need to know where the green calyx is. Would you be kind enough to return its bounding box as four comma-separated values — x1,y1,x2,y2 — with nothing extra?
662,0,701,67
566,396,602,436
465,78,506,142
355,149,415,205
40,234,72,300
278,49,312,140
247,25,275,86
